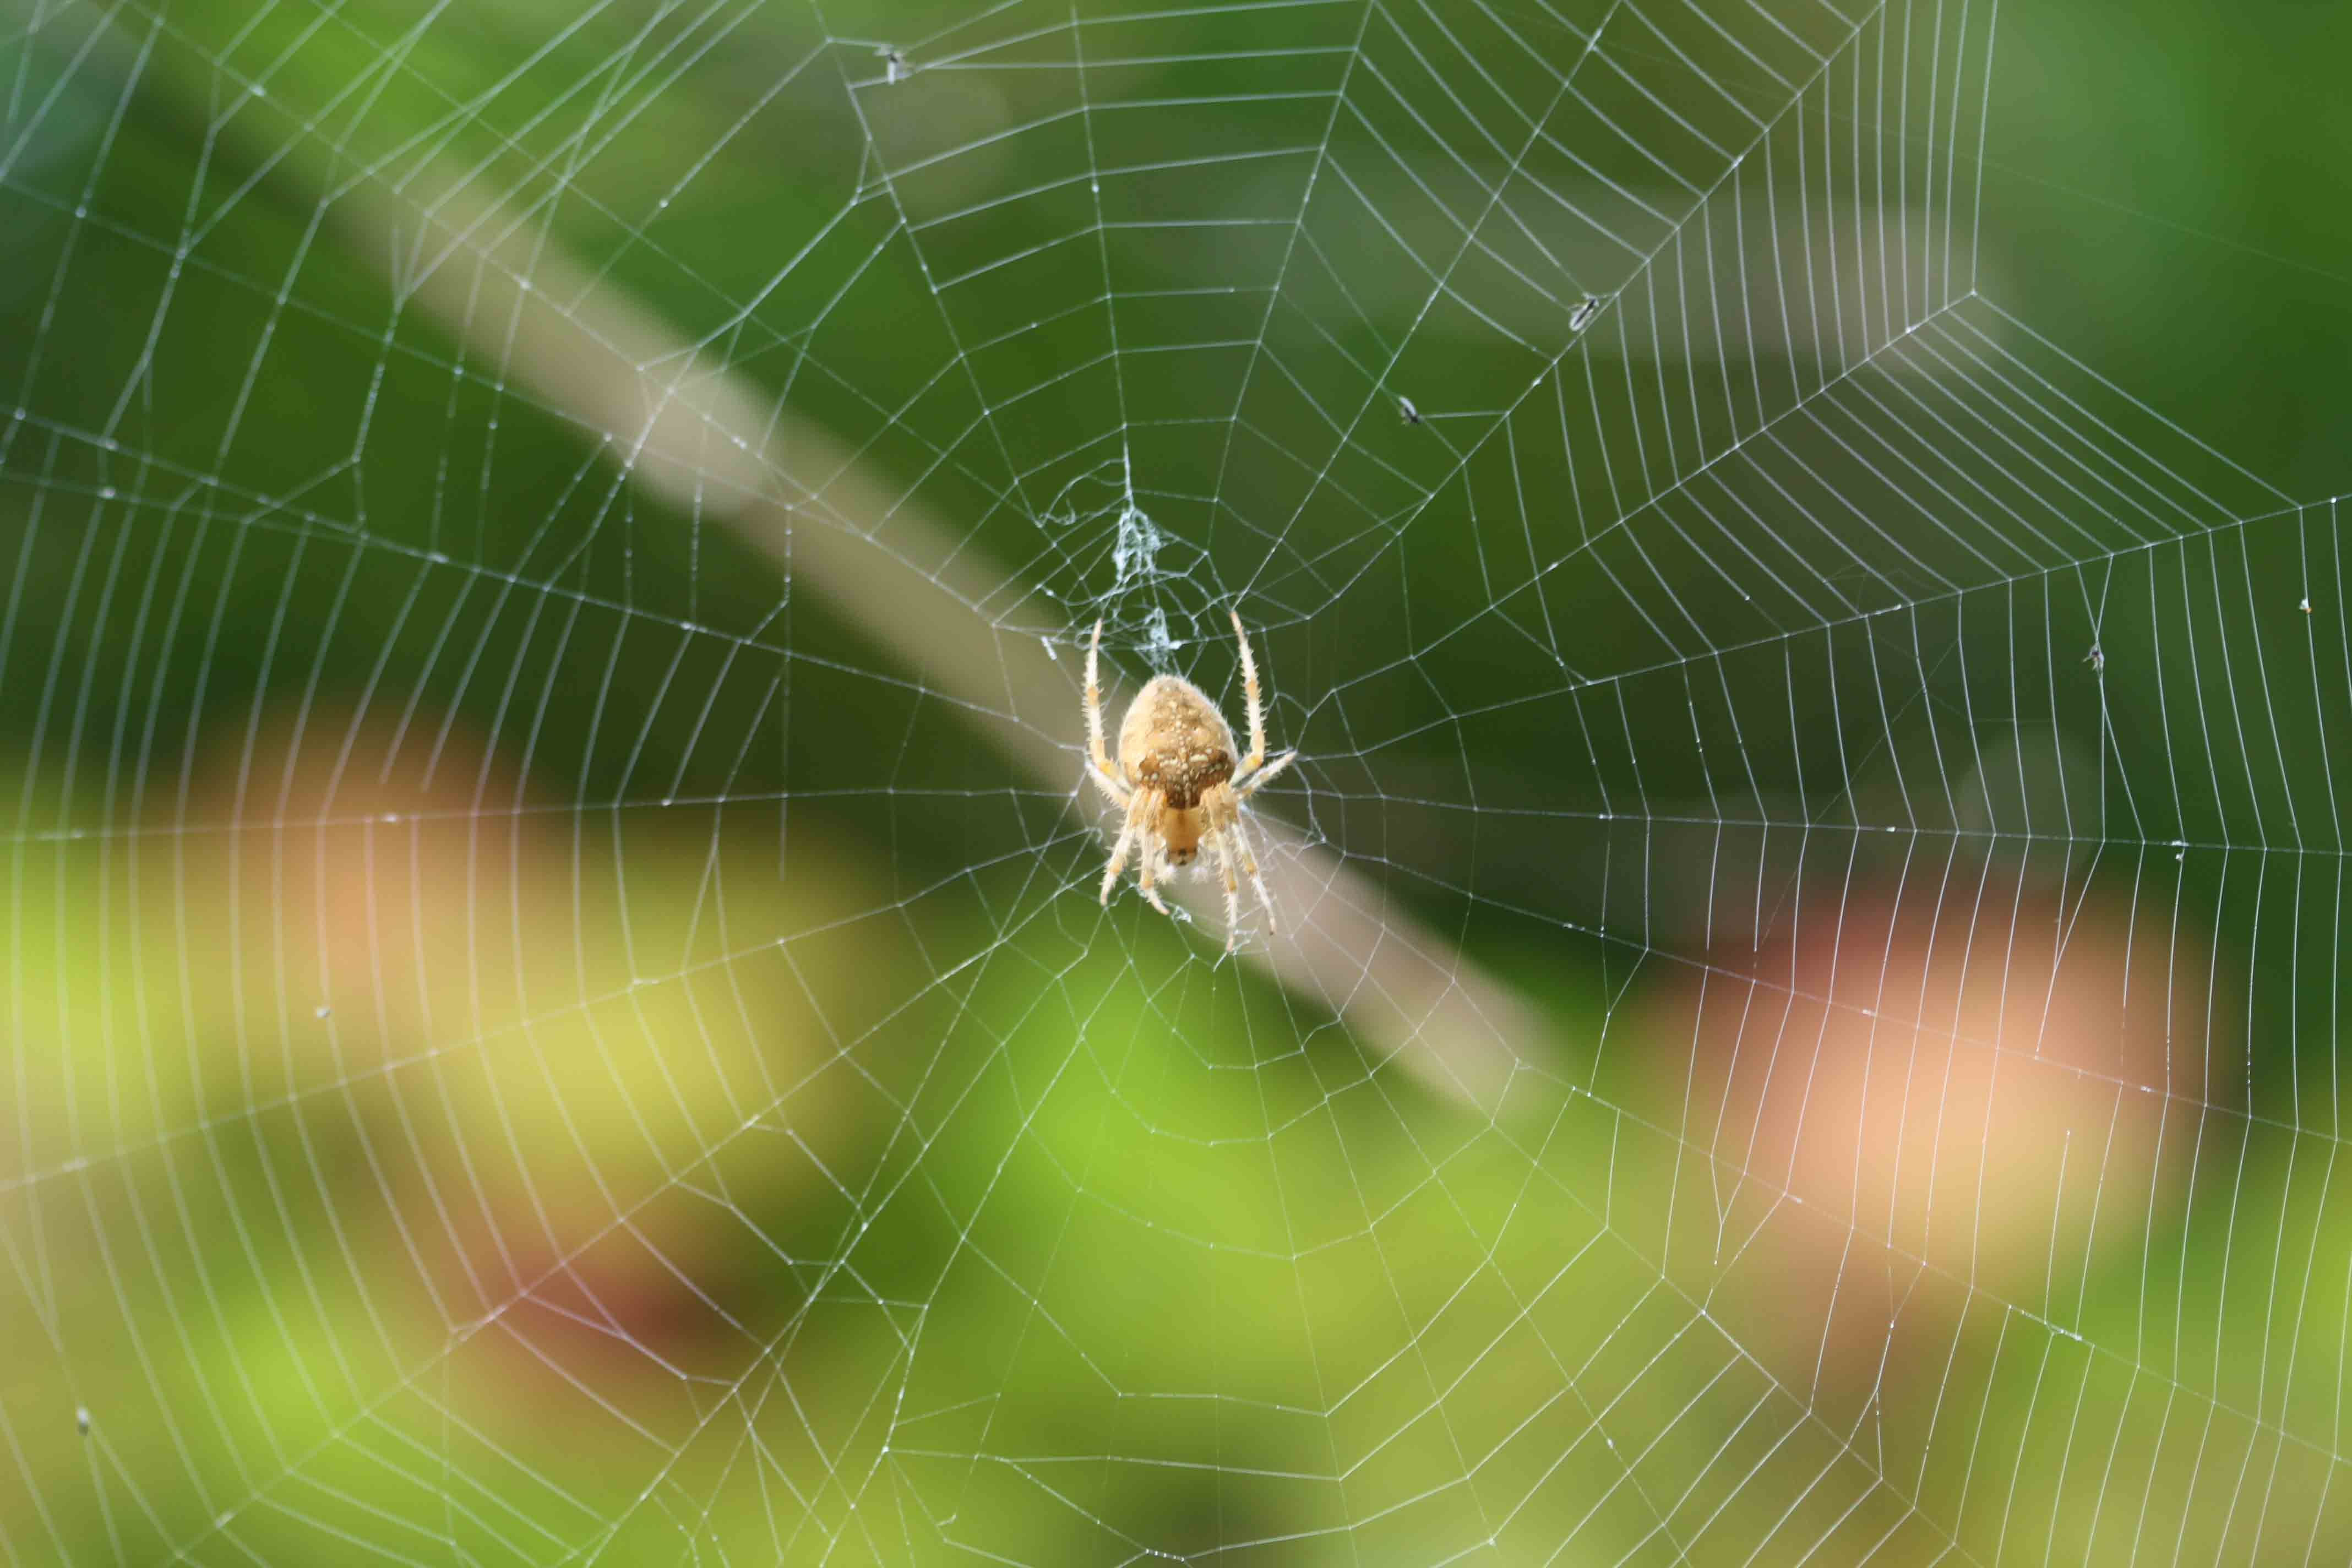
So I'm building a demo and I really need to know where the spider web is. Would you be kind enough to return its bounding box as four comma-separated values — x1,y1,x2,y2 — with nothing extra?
4,0,2350,1561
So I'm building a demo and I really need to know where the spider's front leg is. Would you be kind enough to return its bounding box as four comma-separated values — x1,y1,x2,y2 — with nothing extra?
1100,787,1152,906
1134,818,1172,918
1209,785,1277,933
1205,824,1243,952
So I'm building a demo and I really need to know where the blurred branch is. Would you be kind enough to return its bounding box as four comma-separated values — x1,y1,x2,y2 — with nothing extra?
340,164,1533,1116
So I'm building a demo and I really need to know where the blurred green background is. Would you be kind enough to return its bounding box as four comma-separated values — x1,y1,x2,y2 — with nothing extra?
3,0,2350,1561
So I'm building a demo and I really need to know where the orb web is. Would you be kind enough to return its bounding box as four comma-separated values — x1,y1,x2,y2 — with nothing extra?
3,0,2349,1562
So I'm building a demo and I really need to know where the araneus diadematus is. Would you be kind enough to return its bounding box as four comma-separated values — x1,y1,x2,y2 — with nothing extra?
1085,612,1296,950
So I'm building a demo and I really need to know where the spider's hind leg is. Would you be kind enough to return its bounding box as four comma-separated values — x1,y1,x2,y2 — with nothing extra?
1229,611,1268,776
1085,620,1123,796
1084,760,1129,809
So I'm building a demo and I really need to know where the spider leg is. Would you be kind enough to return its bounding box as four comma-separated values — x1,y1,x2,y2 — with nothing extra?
1135,830,1171,918
1204,821,1243,952
1220,792,1278,930
1085,620,1128,804
1099,787,1151,906
1084,759,1129,809
1099,820,1138,906
1229,611,1267,775
1234,748,1296,799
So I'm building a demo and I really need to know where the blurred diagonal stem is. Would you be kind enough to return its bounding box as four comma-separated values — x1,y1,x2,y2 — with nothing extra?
337,160,1532,1115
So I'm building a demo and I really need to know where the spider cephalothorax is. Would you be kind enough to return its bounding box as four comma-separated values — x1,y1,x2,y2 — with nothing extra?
1085,613,1296,949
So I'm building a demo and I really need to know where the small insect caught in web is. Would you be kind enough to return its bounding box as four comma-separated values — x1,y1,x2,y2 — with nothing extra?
2083,644,2104,674
1397,395,1422,425
877,46,909,84
2301,596,2314,614
1570,297,1603,331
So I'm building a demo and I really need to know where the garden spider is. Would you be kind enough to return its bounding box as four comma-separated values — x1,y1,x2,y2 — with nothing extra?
1084,613,1296,950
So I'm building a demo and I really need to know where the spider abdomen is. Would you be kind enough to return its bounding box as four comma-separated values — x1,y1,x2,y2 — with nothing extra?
1119,674,1237,809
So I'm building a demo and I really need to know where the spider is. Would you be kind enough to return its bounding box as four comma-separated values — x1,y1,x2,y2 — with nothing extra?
1085,612,1296,950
